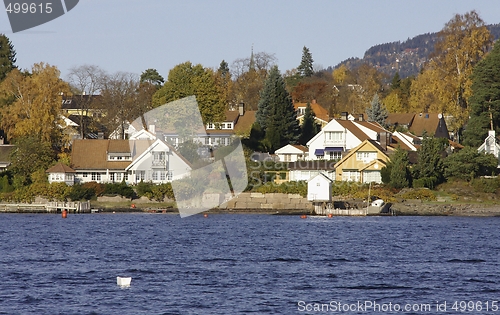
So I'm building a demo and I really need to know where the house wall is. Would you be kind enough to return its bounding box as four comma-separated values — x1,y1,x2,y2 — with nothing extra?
289,170,335,182
335,143,389,183
307,176,332,202
74,170,131,185
307,120,363,161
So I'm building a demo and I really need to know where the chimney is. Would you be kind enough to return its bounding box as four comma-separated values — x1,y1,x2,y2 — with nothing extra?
380,131,387,151
341,112,348,120
358,114,364,122
149,124,156,134
238,103,244,116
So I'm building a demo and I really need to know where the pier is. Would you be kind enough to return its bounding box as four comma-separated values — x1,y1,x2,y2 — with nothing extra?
0,201,91,213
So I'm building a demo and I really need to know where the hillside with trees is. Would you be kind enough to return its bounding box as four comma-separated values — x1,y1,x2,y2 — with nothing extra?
333,23,500,79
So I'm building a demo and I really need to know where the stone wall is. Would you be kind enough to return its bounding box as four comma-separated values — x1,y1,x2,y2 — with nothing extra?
220,192,313,211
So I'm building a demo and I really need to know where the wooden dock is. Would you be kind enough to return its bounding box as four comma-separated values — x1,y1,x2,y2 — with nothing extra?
0,201,91,213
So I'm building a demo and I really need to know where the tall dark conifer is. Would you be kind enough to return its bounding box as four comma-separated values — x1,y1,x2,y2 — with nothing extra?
299,102,318,145
463,41,500,147
0,34,17,82
297,46,314,77
256,66,299,151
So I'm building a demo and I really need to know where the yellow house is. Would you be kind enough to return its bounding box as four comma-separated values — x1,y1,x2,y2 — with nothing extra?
334,139,390,184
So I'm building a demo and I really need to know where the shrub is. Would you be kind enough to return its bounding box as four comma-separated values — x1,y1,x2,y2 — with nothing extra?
103,182,134,199
68,184,96,201
472,177,500,194
398,188,436,201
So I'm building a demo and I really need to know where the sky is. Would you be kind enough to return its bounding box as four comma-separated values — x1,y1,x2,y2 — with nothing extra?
1,0,500,81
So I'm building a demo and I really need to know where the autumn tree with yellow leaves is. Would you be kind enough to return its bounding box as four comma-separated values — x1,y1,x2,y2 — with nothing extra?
0,62,70,146
409,11,493,134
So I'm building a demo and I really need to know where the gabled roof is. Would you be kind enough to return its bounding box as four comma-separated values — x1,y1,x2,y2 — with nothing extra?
224,110,240,123
307,172,333,183
71,139,132,170
409,113,443,137
125,138,192,171
386,113,415,126
336,119,370,141
334,139,389,169
354,120,387,134
275,144,308,154
46,163,76,173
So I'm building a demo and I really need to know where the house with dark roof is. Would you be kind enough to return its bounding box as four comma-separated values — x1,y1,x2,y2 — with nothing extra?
61,95,104,118
70,139,191,184
386,113,449,139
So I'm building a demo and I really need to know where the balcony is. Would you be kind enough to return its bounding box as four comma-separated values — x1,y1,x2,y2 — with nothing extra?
152,159,166,167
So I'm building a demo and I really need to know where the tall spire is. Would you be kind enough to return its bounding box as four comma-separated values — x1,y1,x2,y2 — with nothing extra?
249,44,255,71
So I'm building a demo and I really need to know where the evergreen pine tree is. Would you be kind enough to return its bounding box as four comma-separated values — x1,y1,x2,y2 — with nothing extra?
412,133,447,188
366,93,388,126
297,46,314,77
463,41,500,147
389,147,411,188
0,34,17,82
299,102,319,145
256,66,300,151
391,72,401,90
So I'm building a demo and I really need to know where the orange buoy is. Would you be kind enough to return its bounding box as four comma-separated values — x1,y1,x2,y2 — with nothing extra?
300,215,307,219
203,213,208,218
328,213,333,218
131,204,136,209
62,209,68,218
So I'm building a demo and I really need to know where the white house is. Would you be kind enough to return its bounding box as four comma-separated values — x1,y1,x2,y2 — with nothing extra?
306,116,371,161
46,163,76,186
126,138,192,184
70,139,191,184
478,130,500,168
307,173,333,202
275,144,308,162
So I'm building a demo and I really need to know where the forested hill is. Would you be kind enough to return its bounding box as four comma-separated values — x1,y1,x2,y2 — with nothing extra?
332,23,500,79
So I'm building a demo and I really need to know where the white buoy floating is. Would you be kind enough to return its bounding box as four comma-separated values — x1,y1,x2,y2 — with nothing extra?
117,276,132,287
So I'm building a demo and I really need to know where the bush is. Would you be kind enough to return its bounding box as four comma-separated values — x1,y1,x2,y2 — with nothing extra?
103,182,134,199
472,177,500,194
82,182,105,197
68,184,96,201
253,181,307,197
398,188,436,201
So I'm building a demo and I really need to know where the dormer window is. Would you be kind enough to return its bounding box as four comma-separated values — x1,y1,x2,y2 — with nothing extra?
226,123,233,129
208,123,214,129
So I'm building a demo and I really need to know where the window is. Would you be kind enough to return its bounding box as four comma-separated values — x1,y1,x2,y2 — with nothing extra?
328,151,342,160
91,172,101,181
205,137,210,145
116,173,122,181
208,123,214,129
356,151,377,163
283,154,291,162
136,171,145,181
221,123,226,129
83,173,88,178
167,171,173,180
342,170,360,182
325,132,343,142
227,123,232,129
160,171,166,181
110,173,114,181
124,172,129,181
152,171,158,181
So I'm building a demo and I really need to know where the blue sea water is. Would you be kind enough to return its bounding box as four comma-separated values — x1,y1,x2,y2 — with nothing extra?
0,213,499,315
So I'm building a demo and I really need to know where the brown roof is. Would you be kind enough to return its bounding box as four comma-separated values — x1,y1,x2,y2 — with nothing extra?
71,139,131,170
224,110,240,123
294,102,329,122
108,139,131,153
336,119,370,141
355,120,387,134
291,144,308,152
234,110,256,134
386,113,415,126
409,113,443,137
46,163,76,173
288,160,336,171
0,145,15,163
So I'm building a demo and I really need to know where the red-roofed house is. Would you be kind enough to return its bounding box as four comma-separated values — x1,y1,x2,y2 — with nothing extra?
294,100,330,128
